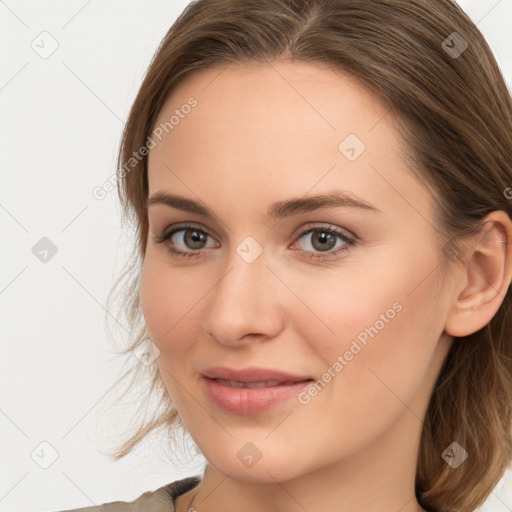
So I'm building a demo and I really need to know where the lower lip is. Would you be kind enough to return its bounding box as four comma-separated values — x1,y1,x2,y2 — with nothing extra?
202,377,313,415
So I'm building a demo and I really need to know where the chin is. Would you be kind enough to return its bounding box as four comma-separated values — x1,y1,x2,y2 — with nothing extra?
201,442,313,484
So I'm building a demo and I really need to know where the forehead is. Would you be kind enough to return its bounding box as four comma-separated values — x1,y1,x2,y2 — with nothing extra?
152,60,393,150
147,60,432,224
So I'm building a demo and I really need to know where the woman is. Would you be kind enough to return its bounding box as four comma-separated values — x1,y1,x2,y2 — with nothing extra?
56,0,512,511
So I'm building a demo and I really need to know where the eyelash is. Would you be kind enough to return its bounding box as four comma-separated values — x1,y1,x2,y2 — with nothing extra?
153,222,357,260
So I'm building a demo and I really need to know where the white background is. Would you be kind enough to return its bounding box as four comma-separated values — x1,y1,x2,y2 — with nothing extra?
1,1,512,511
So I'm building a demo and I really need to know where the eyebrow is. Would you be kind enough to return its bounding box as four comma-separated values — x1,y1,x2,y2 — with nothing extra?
146,191,382,219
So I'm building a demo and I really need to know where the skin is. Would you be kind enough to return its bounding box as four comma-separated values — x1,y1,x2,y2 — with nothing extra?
141,60,512,512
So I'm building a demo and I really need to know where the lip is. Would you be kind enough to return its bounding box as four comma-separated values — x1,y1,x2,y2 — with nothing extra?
201,366,314,415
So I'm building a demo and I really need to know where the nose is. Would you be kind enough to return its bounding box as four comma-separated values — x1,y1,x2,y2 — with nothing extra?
202,245,285,347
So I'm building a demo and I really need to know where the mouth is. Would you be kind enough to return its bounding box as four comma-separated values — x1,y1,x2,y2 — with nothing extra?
200,367,314,415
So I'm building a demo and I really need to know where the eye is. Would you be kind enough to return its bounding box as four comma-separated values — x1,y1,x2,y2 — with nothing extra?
290,223,356,260
153,222,357,260
153,223,218,258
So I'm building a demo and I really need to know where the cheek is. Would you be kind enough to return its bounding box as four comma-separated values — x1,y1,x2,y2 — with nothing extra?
288,259,432,358
290,250,443,424
140,258,171,345
140,255,204,412
140,254,202,354
322,298,441,451
306,236,442,352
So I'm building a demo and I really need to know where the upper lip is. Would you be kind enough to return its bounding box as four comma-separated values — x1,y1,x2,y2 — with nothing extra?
201,366,313,383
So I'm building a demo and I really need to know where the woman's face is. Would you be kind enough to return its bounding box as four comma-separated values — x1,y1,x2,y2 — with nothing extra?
142,60,456,482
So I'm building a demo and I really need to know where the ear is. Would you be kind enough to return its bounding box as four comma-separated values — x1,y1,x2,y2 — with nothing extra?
444,210,512,338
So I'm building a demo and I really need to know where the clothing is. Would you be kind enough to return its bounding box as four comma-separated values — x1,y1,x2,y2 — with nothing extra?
52,475,441,512
52,476,201,512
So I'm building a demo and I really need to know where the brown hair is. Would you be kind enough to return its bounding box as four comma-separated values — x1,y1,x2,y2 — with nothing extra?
105,1,512,510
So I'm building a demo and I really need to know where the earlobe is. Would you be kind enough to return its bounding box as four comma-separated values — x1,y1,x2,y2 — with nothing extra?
444,210,512,338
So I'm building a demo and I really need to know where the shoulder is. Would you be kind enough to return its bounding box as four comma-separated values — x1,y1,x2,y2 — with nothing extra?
49,476,201,512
